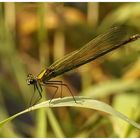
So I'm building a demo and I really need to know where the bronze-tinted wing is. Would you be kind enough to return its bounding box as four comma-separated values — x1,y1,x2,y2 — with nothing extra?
44,27,138,80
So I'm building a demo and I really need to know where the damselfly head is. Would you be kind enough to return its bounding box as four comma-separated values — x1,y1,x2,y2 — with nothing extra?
26,74,36,85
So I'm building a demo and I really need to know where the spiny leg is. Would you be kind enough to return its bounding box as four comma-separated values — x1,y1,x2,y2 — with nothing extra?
45,81,77,103
28,82,43,107
32,83,43,106
28,84,36,107
44,81,63,98
46,85,59,104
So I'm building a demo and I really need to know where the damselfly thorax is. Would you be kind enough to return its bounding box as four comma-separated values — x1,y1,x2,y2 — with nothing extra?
27,68,77,106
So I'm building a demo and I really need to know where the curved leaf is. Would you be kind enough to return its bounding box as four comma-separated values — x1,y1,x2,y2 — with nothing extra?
0,96,140,130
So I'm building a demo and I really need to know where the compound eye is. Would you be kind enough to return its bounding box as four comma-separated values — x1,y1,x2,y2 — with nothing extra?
26,74,35,85
27,79,31,85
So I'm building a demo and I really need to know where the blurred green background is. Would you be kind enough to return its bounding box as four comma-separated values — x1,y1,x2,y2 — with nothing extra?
0,2,140,138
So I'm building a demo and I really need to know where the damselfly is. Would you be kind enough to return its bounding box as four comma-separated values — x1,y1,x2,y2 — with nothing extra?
27,26,140,106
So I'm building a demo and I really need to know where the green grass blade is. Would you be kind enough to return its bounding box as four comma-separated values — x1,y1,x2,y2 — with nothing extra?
0,96,140,130
47,108,65,138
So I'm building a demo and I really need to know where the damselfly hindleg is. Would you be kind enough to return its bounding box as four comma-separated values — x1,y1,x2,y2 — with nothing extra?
44,81,77,103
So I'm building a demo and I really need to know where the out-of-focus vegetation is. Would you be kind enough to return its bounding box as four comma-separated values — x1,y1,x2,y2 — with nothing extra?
0,2,140,138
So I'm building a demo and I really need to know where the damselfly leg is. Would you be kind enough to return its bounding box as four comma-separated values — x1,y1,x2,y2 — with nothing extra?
29,81,42,107
29,81,77,106
43,81,77,103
